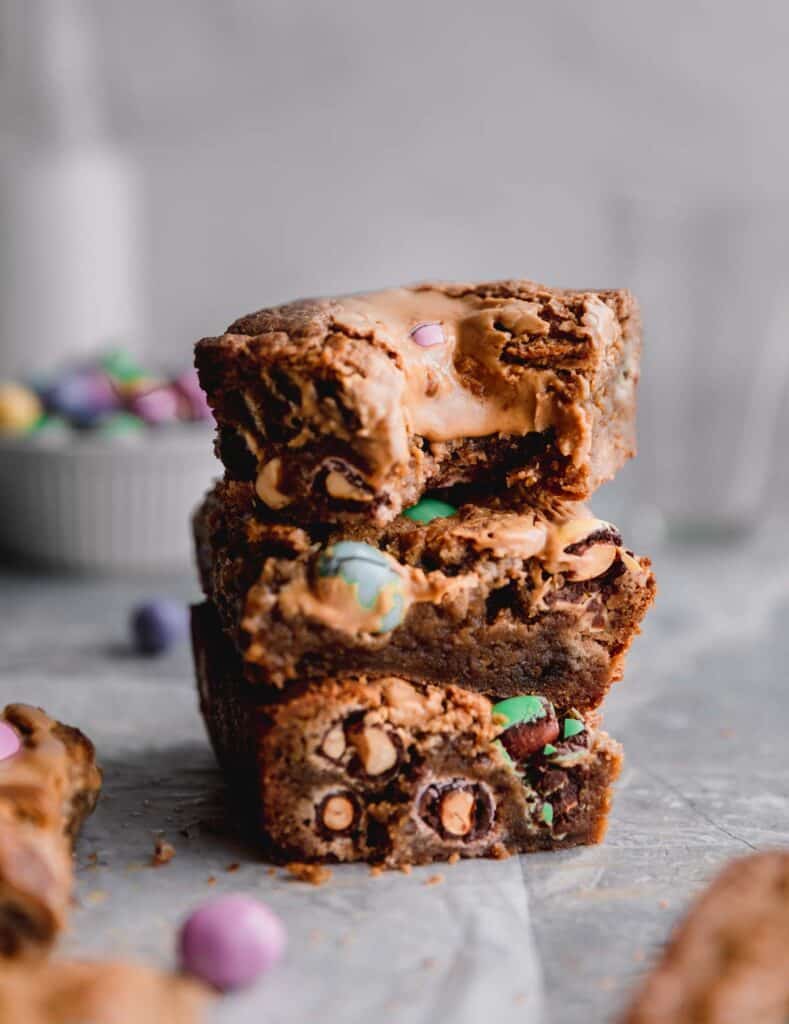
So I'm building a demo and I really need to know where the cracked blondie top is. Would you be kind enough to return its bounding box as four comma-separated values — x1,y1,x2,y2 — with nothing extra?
195,279,640,524
193,602,623,867
194,481,655,710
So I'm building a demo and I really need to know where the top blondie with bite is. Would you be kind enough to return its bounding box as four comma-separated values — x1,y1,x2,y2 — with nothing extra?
195,279,640,524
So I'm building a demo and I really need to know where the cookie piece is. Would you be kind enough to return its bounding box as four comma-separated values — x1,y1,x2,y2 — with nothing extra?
192,602,623,867
622,852,789,1024
0,705,102,957
194,481,655,710
0,959,209,1022
195,279,640,524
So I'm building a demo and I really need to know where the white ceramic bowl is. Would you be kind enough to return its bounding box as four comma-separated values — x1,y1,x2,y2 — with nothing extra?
0,426,219,573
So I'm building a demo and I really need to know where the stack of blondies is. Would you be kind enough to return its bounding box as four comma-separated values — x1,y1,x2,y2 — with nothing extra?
191,280,656,867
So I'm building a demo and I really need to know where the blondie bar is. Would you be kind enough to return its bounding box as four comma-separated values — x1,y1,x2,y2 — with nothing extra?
195,280,640,524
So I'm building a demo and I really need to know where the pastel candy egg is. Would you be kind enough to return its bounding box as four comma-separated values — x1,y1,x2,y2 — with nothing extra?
173,368,213,422
402,498,457,524
178,895,286,991
130,599,188,655
409,321,445,348
0,383,43,434
128,385,180,425
317,540,406,632
44,369,119,428
96,411,145,439
0,721,21,761
101,349,145,384
492,695,559,761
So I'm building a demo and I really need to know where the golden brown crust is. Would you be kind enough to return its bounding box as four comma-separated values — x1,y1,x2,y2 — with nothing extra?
195,279,640,524
622,852,789,1024
0,706,102,958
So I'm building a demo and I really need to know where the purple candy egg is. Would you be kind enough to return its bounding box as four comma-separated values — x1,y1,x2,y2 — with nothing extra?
173,369,213,422
178,895,286,991
130,599,188,655
0,722,20,761
409,321,445,348
128,385,180,425
45,368,119,425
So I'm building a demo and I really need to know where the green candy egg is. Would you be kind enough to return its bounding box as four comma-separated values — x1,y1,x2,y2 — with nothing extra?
96,411,145,438
101,349,145,384
402,498,457,524
316,540,406,633
492,695,552,728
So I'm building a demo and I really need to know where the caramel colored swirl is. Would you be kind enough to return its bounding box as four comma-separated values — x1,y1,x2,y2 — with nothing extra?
331,287,614,477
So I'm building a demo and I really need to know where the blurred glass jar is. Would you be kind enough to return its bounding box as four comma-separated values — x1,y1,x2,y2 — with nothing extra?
613,195,789,543
0,0,145,379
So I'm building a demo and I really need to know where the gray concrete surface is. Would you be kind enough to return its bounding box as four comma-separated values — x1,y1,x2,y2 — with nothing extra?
0,525,785,1022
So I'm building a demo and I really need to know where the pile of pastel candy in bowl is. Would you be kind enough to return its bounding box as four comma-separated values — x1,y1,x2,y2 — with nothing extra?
0,349,213,442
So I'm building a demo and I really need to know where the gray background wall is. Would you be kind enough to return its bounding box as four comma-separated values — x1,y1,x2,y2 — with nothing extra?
3,0,789,519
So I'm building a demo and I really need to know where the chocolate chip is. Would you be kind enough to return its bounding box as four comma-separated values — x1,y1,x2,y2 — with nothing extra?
538,768,572,796
551,779,580,817
532,768,579,824
418,780,495,842
316,791,362,838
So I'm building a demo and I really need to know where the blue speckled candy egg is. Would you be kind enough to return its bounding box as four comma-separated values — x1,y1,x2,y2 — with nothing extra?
316,540,406,632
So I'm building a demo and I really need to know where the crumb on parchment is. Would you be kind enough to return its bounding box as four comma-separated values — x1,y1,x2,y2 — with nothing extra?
286,862,332,886
151,837,175,867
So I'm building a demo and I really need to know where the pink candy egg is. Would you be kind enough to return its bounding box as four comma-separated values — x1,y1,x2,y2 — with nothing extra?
409,321,445,348
178,895,286,991
0,721,21,761
128,385,180,425
173,369,213,422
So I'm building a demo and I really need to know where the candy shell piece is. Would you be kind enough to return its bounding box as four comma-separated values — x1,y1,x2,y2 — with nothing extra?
402,498,457,524
128,385,180,425
130,599,189,655
0,383,43,434
492,695,551,728
409,321,445,348
0,721,21,761
563,717,585,739
178,895,286,991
